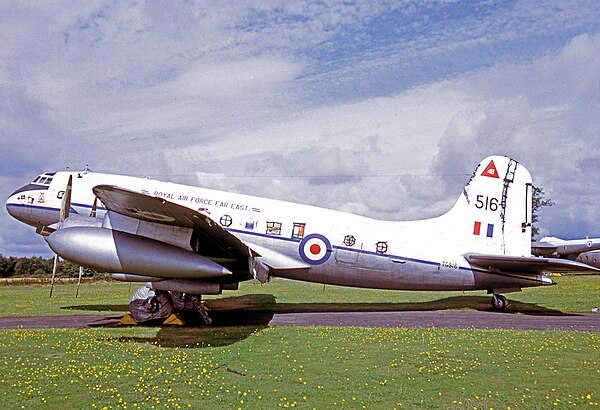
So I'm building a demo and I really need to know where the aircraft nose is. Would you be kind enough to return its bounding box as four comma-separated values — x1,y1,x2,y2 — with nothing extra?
5,184,58,227
5,186,34,224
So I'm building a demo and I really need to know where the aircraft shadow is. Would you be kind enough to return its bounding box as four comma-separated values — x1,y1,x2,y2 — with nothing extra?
62,304,129,312
107,295,277,349
204,294,570,316
62,293,571,317
62,293,571,348
278,297,571,316
112,321,273,349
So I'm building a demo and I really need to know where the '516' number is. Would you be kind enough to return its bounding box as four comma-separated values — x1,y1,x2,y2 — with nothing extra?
475,195,499,211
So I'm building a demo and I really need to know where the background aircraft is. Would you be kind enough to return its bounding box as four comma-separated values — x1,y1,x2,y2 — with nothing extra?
532,237,600,269
6,156,598,323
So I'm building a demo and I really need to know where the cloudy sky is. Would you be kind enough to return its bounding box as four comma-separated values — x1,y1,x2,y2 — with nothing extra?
1,0,599,257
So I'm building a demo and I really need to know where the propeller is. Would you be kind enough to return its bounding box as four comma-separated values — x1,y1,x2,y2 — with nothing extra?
89,197,97,218
49,255,59,298
72,191,100,297
75,266,83,298
50,175,73,298
59,175,72,221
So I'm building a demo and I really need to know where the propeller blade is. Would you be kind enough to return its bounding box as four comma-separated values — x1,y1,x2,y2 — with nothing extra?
89,197,98,218
59,175,73,222
75,266,83,298
49,254,58,298
51,176,72,298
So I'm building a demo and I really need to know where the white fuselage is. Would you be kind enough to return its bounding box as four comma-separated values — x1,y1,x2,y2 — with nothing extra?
5,167,549,292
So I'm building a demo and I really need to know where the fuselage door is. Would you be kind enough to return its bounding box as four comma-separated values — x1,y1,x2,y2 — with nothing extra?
335,237,361,265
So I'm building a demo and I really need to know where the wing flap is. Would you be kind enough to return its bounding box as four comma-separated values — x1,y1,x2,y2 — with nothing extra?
247,243,310,270
465,253,600,274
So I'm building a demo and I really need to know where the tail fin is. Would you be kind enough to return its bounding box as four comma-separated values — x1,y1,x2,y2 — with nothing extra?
440,156,532,256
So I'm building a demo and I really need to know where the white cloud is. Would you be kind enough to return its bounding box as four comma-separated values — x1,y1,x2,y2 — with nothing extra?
2,2,600,256
148,32,600,230
167,57,303,98
428,33,600,236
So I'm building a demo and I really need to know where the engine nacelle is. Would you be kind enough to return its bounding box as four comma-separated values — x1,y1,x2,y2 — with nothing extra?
576,251,600,269
46,227,231,279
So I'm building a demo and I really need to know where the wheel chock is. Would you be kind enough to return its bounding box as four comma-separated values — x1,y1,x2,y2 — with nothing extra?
163,313,185,326
119,313,138,326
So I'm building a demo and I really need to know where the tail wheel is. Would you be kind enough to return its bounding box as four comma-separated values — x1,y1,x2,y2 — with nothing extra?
491,294,509,311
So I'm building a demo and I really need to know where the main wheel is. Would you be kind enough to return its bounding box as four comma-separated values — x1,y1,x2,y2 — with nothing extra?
491,294,509,311
129,289,174,323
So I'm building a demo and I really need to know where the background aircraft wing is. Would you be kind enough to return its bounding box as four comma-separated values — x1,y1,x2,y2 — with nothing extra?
465,253,600,274
93,185,249,261
530,241,558,257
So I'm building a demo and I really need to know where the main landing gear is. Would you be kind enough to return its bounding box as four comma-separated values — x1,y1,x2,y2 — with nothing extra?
124,285,213,325
491,294,510,311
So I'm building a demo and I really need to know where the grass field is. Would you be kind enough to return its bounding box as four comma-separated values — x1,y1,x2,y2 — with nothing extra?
0,326,598,409
0,275,599,317
0,276,599,409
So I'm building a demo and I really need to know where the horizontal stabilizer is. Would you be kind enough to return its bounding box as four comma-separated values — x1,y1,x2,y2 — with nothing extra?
465,253,600,274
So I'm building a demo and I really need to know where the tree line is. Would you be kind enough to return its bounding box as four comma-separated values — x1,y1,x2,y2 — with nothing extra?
0,254,100,278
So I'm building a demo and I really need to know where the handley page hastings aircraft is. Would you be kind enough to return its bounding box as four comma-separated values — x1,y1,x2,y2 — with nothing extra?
6,156,599,322
532,237,600,268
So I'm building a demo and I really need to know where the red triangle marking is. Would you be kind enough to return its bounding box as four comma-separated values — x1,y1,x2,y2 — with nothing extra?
481,160,500,178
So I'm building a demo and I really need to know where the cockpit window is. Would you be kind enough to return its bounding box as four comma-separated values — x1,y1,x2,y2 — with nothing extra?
32,176,53,185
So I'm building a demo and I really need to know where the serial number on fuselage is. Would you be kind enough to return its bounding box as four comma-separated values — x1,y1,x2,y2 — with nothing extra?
440,261,459,269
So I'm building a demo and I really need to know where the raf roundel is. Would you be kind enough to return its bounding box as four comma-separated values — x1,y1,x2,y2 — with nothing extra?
299,234,332,265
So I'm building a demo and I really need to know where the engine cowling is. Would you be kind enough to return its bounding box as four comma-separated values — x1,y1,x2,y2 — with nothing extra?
46,226,231,279
576,251,600,269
